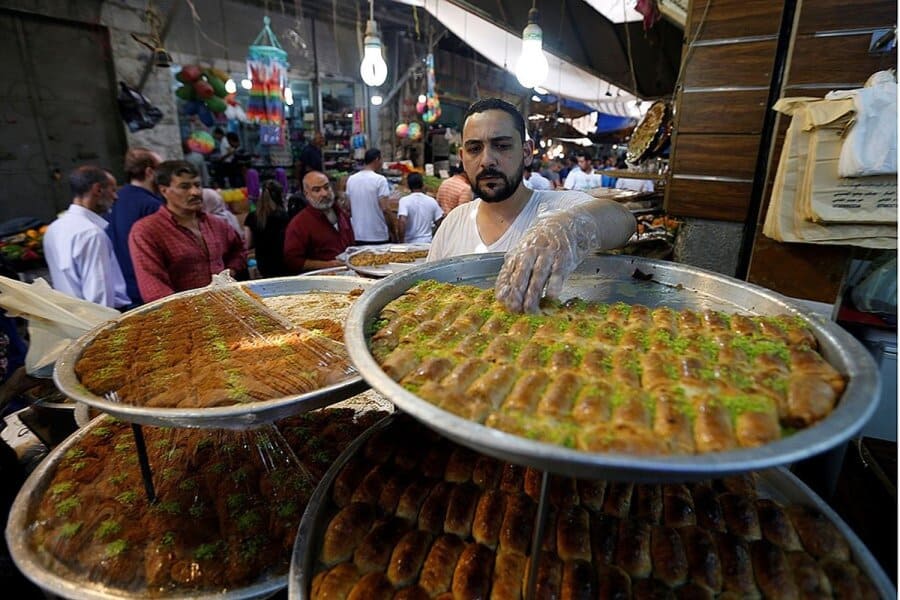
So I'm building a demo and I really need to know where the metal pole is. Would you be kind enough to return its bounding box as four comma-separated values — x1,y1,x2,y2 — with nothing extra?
524,470,551,600
130,423,157,504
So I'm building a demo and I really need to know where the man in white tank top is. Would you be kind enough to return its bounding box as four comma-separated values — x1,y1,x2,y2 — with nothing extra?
428,98,635,312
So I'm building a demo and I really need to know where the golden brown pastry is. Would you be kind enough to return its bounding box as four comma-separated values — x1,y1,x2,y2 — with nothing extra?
719,493,762,541
379,471,413,515
750,539,799,600
589,513,619,567
395,480,435,523
556,506,591,562
386,529,432,588
679,526,722,593
712,531,758,598
451,542,494,600
443,484,480,538
663,484,696,528
332,459,370,508
321,503,376,567
595,564,632,598
614,519,652,578
690,484,725,533
354,518,410,574
351,464,391,505
346,571,395,600
632,484,663,524
785,504,851,561
499,494,536,555
756,498,802,551
577,479,607,513
602,482,634,519
491,551,527,600
418,535,465,597
499,463,525,494
472,455,502,489
785,551,832,599
472,489,506,549
313,563,362,600
650,525,689,588
392,585,431,600
417,482,454,534
526,552,563,600
561,559,595,600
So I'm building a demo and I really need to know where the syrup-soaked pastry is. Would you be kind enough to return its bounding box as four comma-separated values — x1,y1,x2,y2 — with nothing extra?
756,498,802,551
595,564,632,599
346,571,394,600
650,525,689,588
632,484,663,524
526,552,563,600
386,529,432,588
590,513,619,566
556,506,592,562
351,464,392,505
354,518,410,574
499,494,536,555
392,585,432,600
690,484,726,533
418,535,466,597
443,483,480,538
541,507,559,553
718,474,758,498
379,470,413,515
602,481,634,519
333,459,370,508
420,443,452,479
614,519,652,578
561,559,595,600
491,551,527,600
417,482,454,534
819,558,867,599
499,463,525,494
471,455,502,489
312,563,361,600
550,476,581,509
524,467,543,501
785,551,832,599
712,531,757,598
750,539,798,600
663,484,696,528
472,489,506,549
451,543,494,600
719,493,762,541
785,504,851,561
321,503,376,566
577,478,607,513
679,526,722,593
395,480,434,523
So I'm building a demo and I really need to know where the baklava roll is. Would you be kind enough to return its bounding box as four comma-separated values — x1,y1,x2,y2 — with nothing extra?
719,493,761,541
516,342,549,370
417,482,454,534
499,493,536,555
312,563,361,600
443,483,480,538
580,347,611,378
420,444,451,479
632,484,663,525
378,471,413,514
392,585,431,600
570,382,612,425
471,455,502,489
653,393,696,455
662,484,696,528
491,551,527,600
500,463,526,494
418,534,465,596
785,504,850,561
676,309,703,336
651,306,679,334
481,334,519,362
402,356,454,393
436,359,489,414
577,478,607,513
395,480,434,523
756,498,801,551
679,525,722,593
451,543,494,600
821,558,870,599
785,551,832,599
472,489,506,549
701,309,731,334
332,459,370,508
525,552,562,600
718,474,758,498
650,525,689,588
351,464,391,505
594,564,632,599
523,467,543,501
602,481,634,519
321,503,376,566
749,539,798,600
354,517,410,574
561,559,596,600
536,371,581,417
556,506,592,562
785,374,839,427
346,572,394,600
502,371,550,413
712,531,757,598
735,409,781,448
690,484,725,533
693,396,737,453
386,529,432,588
381,347,421,381
444,447,478,483
590,513,619,566
467,364,519,421
614,519,652,578
550,475,580,509
611,349,642,389
729,314,759,337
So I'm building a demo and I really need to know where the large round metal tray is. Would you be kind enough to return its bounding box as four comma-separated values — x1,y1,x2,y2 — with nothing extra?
345,253,880,481
288,414,894,599
54,276,372,429
343,243,431,278
6,415,283,600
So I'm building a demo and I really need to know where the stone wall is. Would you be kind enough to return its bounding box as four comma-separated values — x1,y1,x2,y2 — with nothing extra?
672,218,743,277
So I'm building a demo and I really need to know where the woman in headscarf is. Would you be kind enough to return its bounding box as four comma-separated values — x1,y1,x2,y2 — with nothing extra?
201,188,245,242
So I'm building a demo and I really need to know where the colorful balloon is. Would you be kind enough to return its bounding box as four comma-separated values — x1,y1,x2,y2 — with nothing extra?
407,122,422,141
187,131,216,154
395,123,409,138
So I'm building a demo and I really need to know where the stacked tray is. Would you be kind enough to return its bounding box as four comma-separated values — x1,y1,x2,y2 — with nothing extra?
290,416,894,599
54,276,372,429
343,244,430,278
345,253,879,481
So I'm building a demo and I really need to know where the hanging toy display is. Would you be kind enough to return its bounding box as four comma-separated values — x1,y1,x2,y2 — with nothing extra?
407,121,422,141
246,16,288,145
175,64,229,126
395,123,409,139
187,131,216,154
421,53,441,124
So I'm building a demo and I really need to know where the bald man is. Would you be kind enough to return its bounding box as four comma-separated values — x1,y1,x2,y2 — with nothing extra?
283,171,354,273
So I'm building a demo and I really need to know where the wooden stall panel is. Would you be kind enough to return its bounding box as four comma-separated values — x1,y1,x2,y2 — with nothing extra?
788,34,897,87
683,41,778,88
666,178,751,221
688,0,783,40
795,0,896,34
677,89,769,135
747,232,851,302
670,134,760,179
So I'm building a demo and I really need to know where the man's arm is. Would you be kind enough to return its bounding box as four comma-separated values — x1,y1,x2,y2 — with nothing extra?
563,170,576,190
397,215,408,243
222,224,247,276
77,231,128,308
128,223,174,302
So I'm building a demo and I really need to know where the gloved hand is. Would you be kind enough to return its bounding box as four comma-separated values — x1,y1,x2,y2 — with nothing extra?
494,199,635,313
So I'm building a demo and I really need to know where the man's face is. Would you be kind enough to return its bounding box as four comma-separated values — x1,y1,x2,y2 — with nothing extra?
90,174,118,214
459,109,530,203
313,132,325,147
160,173,203,215
577,156,592,173
304,174,335,210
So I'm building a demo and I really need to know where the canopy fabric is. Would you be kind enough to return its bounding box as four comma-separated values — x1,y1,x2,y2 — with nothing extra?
395,0,643,117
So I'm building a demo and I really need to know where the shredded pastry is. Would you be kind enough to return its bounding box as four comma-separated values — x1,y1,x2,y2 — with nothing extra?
349,250,428,267
261,290,362,342
370,281,846,455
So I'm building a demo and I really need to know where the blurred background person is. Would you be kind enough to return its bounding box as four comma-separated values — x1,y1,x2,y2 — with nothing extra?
244,180,291,278
397,173,443,244
436,164,473,216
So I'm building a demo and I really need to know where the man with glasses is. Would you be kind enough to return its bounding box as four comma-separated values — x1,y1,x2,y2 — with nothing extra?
283,171,354,273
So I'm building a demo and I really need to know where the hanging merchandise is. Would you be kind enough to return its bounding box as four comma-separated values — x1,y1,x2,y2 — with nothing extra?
395,123,409,138
246,17,289,145
407,121,423,141
175,64,229,126
421,53,441,124
187,131,216,154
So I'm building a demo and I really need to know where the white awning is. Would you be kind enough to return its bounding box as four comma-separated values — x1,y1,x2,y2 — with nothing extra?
393,0,643,117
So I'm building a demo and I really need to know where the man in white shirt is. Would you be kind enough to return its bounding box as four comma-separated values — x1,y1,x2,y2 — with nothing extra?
523,164,552,190
563,150,603,191
346,148,393,244
43,166,131,308
397,173,443,243
429,98,635,312
615,177,655,193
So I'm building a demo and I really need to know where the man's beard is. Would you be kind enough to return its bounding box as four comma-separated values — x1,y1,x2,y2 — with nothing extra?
309,195,335,210
471,165,523,203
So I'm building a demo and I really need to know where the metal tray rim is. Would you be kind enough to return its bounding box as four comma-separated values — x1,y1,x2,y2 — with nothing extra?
344,253,880,480
53,276,372,429
344,244,431,278
5,415,287,600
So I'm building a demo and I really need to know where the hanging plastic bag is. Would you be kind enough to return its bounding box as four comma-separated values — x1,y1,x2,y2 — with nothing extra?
117,81,164,132
850,256,897,317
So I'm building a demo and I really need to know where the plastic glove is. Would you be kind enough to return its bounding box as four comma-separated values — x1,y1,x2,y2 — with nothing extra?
495,199,635,313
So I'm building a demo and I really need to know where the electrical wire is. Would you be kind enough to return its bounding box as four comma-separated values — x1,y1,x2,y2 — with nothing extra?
621,0,639,97
672,0,713,98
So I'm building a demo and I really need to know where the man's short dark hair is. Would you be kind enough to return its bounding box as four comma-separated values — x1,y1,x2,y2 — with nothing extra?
155,160,199,187
464,98,526,142
226,132,240,145
69,166,112,197
407,173,424,190
523,164,533,174
575,150,593,161
213,127,225,136
123,147,159,181
364,148,382,164
448,164,464,176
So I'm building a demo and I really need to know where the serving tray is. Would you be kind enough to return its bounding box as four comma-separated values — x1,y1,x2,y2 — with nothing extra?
54,276,372,429
289,415,894,599
343,244,430,278
345,253,880,481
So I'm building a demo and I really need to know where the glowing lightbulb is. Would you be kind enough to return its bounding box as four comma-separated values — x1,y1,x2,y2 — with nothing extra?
225,78,237,94
371,95,383,106
240,78,252,90
418,94,427,103
515,9,549,89
360,20,388,86
284,87,294,105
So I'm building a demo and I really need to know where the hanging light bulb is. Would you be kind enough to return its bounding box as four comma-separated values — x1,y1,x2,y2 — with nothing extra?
371,94,383,106
418,94,427,103
284,86,294,105
360,1,388,87
240,78,253,90
515,7,549,89
225,78,237,94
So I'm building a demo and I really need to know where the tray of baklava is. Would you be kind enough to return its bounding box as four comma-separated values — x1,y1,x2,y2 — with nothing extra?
54,275,375,428
6,395,392,600
345,253,879,481
290,415,892,599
